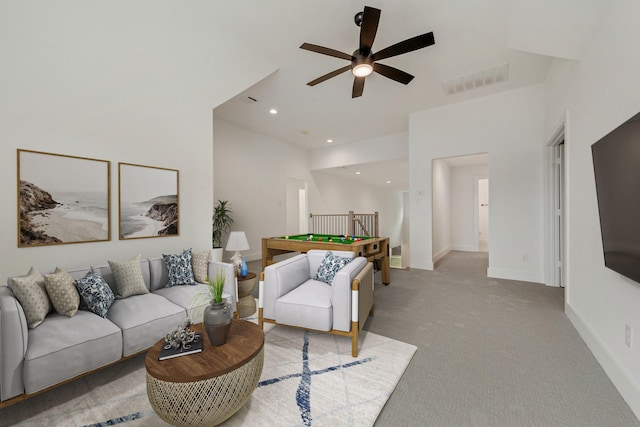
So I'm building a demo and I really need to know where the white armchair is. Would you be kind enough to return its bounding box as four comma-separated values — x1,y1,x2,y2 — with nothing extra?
259,250,374,357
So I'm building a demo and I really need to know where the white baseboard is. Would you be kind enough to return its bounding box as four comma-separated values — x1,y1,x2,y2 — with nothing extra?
566,303,640,420
433,247,450,264
487,267,543,284
450,244,477,252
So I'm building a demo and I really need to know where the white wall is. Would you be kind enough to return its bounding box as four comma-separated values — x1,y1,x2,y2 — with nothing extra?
409,84,546,282
0,1,277,278
309,172,404,249
401,192,411,268
309,132,408,170
308,131,407,249
545,0,640,417
213,119,405,259
212,119,312,261
431,159,451,262
450,164,490,252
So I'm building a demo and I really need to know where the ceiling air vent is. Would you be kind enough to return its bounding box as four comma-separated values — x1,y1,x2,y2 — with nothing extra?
239,96,258,105
441,63,509,95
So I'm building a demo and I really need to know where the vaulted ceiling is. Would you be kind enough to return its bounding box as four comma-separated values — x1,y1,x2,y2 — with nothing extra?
212,0,608,190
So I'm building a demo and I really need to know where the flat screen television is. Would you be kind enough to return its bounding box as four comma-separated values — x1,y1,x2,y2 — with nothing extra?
592,112,640,284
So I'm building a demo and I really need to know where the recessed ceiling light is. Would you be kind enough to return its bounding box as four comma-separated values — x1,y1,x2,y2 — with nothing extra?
356,172,361,175
327,139,333,143
269,109,278,115
386,181,391,184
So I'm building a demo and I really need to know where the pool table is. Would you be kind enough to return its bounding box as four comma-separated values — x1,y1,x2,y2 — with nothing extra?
261,234,390,284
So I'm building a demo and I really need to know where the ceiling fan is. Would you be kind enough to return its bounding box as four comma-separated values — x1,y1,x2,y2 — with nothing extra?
300,5,435,98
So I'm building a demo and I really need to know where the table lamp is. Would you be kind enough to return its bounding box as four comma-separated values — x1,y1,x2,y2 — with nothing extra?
226,231,250,277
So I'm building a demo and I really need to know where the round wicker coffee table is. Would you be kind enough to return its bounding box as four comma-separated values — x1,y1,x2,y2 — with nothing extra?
145,320,264,427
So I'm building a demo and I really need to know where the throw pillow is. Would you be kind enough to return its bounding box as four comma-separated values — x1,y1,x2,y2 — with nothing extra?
191,249,210,283
9,266,52,329
44,268,80,317
163,248,196,286
75,272,115,318
108,254,149,298
313,251,352,285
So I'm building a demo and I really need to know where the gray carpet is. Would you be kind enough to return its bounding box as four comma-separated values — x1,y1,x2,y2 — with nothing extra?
0,322,415,427
3,253,636,426
356,251,640,427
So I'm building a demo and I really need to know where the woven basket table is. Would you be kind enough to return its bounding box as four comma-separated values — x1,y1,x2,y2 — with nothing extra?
145,320,264,427
237,272,257,318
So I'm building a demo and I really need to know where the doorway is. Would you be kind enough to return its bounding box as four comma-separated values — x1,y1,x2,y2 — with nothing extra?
431,153,490,266
545,121,566,288
285,178,308,235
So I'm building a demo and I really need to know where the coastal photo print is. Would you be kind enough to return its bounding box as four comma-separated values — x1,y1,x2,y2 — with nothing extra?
118,162,178,239
17,149,111,247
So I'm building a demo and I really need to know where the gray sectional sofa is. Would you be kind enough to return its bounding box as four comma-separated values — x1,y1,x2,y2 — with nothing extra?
0,255,237,406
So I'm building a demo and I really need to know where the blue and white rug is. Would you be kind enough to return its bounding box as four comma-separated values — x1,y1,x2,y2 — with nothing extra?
2,320,416,427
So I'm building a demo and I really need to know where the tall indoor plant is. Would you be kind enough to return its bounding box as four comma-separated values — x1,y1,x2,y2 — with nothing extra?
212,200,234,262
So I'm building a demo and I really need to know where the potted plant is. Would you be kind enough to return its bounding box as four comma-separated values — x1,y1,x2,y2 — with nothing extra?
195,269,232,346
212,200,234,262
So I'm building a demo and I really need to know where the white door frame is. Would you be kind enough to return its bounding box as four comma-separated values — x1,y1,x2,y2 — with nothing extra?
474,175,489,252
545,114,569,288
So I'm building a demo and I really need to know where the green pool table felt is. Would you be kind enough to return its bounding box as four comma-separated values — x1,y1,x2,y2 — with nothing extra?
279,234,372,243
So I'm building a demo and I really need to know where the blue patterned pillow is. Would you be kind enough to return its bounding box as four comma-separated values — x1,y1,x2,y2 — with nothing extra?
163,248,196,286
75,272,115,318
313,251,352,285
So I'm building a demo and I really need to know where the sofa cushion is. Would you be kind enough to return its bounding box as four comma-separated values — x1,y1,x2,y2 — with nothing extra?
154,284,232,323
191,250,210,283
148,257,169,291
313,251,352,285
44,268,80,317
276,280,333,331
91,258,151,295
262,254,310,320
9,266,52,329
108,254,149,298
23,311,122,394
162,248,196,286
75,272,115,318
107,293,186,356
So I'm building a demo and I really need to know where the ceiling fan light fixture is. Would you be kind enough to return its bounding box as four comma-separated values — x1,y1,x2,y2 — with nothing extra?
300,6,435,96
352,62,373,77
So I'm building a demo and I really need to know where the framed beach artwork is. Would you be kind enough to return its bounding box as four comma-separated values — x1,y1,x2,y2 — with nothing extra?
118,163,179,240
17,149,111,247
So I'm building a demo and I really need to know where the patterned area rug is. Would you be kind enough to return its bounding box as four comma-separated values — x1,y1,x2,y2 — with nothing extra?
1,320,416,427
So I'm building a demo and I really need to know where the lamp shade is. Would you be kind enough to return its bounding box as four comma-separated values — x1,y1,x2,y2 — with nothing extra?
225,231,250,252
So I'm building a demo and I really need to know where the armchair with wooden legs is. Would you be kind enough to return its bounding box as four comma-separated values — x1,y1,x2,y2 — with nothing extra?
258,250,374,357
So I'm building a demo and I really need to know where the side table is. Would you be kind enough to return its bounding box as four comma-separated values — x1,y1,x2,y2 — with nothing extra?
237,272,257,318
145,320,264,426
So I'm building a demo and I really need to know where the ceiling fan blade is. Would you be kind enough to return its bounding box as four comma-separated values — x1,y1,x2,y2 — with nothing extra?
373,63,414,85
359,6,381,55
300,43,353,61
307,65,352,86
372,32,435,62
352,76,365,98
